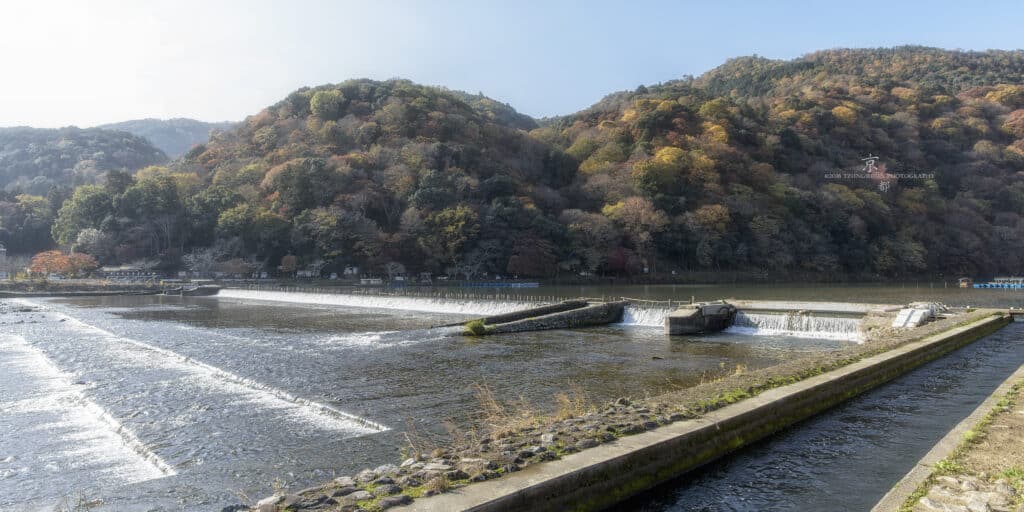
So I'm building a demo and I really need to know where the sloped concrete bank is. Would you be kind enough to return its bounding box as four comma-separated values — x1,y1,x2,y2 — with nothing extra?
481,301,626,335
431,300,589,329
474,300,589,326
872,363,1024,511
400,312,1011,512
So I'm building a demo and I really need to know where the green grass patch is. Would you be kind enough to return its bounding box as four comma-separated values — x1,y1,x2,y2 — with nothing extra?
900,379,1024,511
464,319,488,336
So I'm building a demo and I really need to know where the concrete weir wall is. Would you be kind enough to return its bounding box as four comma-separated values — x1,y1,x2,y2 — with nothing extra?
485,302,626,335
403,313,1011,512
478,300,588,326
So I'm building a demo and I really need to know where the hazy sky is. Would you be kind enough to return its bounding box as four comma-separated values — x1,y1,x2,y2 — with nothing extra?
2,0,1021,127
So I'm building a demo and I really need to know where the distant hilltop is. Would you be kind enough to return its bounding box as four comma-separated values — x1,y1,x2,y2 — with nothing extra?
97,118,236,158
0,126,167,194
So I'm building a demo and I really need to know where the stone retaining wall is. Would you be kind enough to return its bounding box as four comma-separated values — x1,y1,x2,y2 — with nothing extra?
402,313,1011,511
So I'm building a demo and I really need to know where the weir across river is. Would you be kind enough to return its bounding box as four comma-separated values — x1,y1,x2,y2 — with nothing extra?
218,286,895,342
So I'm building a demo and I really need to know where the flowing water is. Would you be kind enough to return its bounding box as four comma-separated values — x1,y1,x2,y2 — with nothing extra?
218,288,870,341
624,322,1024,512
729,311,865,341
0,291,850,511
1,284,1020,511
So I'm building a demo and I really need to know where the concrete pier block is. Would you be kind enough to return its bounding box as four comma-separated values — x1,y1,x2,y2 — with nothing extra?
665,302,737,335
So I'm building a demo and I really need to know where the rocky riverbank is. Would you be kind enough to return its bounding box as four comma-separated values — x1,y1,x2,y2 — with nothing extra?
914,476,1019,512
250,309,1001,512
907,379,1024,512
249,398,682,512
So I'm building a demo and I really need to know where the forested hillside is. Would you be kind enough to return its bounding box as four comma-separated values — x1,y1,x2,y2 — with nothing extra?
536,47,1024,276
98,118,236,157
0,127,167,254
0,127,167,194
173,78,575,276
12,47,1024,280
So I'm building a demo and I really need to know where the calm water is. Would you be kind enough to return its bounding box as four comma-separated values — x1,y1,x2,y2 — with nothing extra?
0,292,843,511
262,282,1024,308
624,322,1024,512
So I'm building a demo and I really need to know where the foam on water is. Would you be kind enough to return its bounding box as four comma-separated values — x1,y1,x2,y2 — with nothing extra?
216,288,537,316
0,334,173,485
13,299,388,433
727,311,864,342
619,305,863,342
322,331,403,347
619,305,674,327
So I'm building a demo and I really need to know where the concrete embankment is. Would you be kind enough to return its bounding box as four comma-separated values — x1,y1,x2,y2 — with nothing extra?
401,312,1011,512
872,349,1024,512
483,302,626,335
433,300,589,328
456,300,626,335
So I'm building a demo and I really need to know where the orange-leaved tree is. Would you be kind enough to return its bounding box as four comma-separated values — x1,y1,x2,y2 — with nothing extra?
66,253,99,276
29,250,67,276
28,251,98,277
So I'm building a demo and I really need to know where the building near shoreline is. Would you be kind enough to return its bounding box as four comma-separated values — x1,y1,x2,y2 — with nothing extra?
100,264,159,280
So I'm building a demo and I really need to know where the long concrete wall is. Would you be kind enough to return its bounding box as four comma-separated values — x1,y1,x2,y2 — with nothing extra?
485,302,625,335
871,348,1024,511
432,300,589,329
478,300,588,326
402,312,1011,512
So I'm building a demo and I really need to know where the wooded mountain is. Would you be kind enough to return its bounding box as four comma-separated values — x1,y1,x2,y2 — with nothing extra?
0,126,167,254
13,47,1024,279
530,47,1024,277
97,118,236,158
0,126,167,194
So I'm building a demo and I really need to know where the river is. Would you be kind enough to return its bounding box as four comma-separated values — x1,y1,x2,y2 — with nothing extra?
0,284,1020,510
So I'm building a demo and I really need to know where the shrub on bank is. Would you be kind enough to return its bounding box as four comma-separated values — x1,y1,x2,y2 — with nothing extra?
464,319,488,336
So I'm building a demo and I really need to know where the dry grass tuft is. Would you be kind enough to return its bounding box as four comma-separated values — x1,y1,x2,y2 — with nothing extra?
473,383,541,438
553,382,595,421
425,474,450,494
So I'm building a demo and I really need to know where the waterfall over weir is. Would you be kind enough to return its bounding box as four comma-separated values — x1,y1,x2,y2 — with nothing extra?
620,305,674,327
216,288,542,317
215,289,864,341
728,311,864,342
622,306,864,342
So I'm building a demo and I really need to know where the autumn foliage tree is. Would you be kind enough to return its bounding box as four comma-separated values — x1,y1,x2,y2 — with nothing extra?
29,250,98,277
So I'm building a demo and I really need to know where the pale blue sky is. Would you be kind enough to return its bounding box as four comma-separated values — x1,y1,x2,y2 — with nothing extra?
1,0,1021,127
